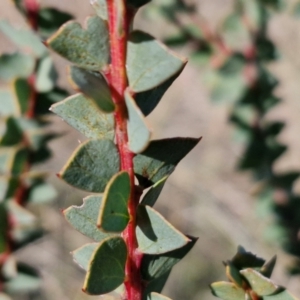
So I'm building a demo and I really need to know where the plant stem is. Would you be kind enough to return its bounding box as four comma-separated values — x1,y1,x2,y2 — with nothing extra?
24,0,39,30
107,2,143,300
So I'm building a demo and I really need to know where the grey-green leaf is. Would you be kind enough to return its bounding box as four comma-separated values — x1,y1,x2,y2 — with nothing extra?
98,171,130,233
35,55,58,93
149,293,171,300
64,195,112,241
127,31,186,93
69,66,114,113
90,0,108,20
72,243,99,271
141,176,168,207
125,90,151,153
0,90,16,116
141,236,197,281
50,93,114,140
134,137,201,187
83,237,127,295
59,139,119,193
0,53,35,81
0,20,47,58
240,269,277,296
210,282,245,300
47,16,109,71
263,289,299,300
136,205,189,254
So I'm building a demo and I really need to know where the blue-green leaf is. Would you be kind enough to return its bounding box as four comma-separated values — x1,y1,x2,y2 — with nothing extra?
125,90,151,153
50,93,114,140
59,139,119,193
136,205,189,254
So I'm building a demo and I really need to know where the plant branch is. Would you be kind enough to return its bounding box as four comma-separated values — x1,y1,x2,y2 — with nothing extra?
24,0,39,30
107,2,143,300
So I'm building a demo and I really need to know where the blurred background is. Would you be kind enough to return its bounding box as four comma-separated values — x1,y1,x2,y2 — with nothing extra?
1,0,300,299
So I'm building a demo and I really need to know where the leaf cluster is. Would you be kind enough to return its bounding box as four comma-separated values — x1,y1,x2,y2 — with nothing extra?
47,0,200,299
0,2,72,298
211,246,297,300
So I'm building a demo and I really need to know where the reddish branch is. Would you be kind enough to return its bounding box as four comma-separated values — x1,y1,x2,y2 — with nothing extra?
106,2,143,300
24,0,39,30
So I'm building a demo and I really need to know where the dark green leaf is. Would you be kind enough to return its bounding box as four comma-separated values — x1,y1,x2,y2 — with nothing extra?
225,262,243,287
47,16,109,71
37,8,73,39
13,78,31,114
59,139,119,193
141,176,168,207
0,203,8,254
135,73,180,116
260,256,277,278
69,66,114,113
0,117,23,146
134,137,201,187
83,237,127,295
126,0,151,8
98,171,130,233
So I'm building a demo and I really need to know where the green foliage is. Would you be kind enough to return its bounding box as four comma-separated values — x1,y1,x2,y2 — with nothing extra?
48,1,200,299
0,1,72,298
153,0,300,275
211,247,297,300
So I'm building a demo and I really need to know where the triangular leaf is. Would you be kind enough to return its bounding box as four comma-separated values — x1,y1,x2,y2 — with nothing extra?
63,195,113,242
127,31,186,92
0,117,23,146
69,66,114,113
141,176,168,207
59,139,120,192
47,16,109,71
135,73,180,116
240,269,277,296
50,93,114,140
134,137,201,188
83,237,127,295
125,90,151,153
260,256,277,278
210,282,245,300
136,205,190,254
141,236,197,281
98,171,130,233
143,272,171,300
72,243,99,271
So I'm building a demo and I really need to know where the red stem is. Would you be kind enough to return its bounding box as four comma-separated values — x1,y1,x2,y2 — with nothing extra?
24,0,39,30
106,2,143,300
